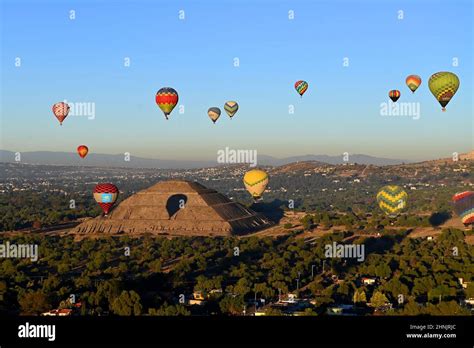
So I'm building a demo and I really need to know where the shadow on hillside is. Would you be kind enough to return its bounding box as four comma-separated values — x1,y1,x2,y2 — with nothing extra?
363,233,405,255
428,211,451,227
250,199,286,224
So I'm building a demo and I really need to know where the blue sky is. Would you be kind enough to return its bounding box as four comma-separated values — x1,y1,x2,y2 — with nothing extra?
1,0,472,161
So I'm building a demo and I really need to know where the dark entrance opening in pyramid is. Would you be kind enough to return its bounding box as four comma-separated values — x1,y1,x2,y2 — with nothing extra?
166,194,187,219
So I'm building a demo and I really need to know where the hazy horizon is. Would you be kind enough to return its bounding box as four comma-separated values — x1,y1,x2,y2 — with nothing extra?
1,147,472,166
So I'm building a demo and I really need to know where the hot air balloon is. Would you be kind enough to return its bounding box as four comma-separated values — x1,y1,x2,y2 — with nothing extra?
406,75,422,93
428,72,460,111
376,185,408,217
388,90,400,102
224,101,239,119
295,80,308,97
208,107,221,124
52,102,70,125
243,169,269,200
77,145,89,159
452,191,474,226
93,183,119,215
155,87,179,120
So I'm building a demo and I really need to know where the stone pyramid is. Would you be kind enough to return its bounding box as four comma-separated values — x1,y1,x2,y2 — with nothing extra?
72,180,273,237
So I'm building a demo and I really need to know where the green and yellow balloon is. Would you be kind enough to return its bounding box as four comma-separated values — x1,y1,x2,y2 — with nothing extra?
376,185,408,217
224,101,239,119
428,72,460,111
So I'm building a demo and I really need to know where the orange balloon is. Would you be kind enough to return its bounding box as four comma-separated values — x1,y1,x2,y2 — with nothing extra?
406,75,422,93
77,145,89,159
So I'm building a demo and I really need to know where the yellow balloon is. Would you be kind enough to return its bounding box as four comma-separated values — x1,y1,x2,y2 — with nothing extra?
428,72,460,111
243,169,269,199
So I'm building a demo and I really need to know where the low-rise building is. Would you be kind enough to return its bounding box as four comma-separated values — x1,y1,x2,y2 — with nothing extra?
361,277,376,286
464,298,474,306
41,308,73,316
459,278,470,289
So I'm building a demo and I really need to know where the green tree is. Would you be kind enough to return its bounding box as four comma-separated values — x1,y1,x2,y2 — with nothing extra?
255,282,274,299
148,259,162,273
375,263,392,278
381,277,409,301
425,301,470,315
219,295,245,315
110,290,142,316
300,215,314,231
19,291,51,315
149,303,191,316
264,307,283,316
400,300,424,315
428,285,455,303
233,278,251,297
301,308,317,316
353,290,367,304
369,291,389,308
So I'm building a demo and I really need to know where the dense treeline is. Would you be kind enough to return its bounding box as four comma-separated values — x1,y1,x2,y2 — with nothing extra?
1,229,472,316
0,193,101,231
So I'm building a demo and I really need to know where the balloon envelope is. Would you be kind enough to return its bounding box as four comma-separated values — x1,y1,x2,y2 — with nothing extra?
376,185,408,217
93,183,119,215
452,191,474,225
428,72,460,111
243,169,269,199
52,102,70,125
388,90,400,102
294,80,308,97
77,145,89,159
208,107,221,123
406,75,422,93
224,101,239,118
155,87,179,119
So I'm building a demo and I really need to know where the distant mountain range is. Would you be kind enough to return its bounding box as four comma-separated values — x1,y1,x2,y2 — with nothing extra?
258,154,411,166
0,149,414,169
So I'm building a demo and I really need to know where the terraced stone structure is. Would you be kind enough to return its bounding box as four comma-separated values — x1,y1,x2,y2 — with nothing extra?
72,180,273,237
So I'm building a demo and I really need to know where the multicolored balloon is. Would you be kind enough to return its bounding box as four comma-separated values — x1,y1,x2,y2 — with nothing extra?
155,87,179,120
294,80,308,97
243,169,269,200
52,102,70,125
406,75,422,93
208,107,221,124
428,72,460,111
389,90,400,102
93,183,119,215
452,191,474,226
224,101,239,119
77,145,89,159
376,185,408,217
